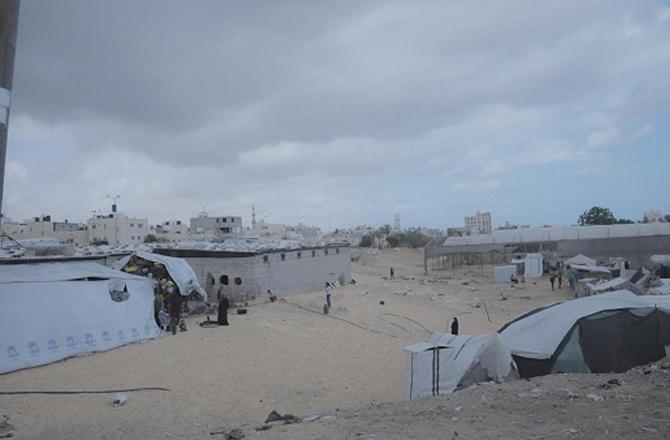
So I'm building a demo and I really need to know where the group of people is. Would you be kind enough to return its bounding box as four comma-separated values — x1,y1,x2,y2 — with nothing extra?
153,290,187,335
549,262,564,290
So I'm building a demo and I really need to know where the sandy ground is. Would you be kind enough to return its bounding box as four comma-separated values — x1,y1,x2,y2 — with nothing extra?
0,248,648,439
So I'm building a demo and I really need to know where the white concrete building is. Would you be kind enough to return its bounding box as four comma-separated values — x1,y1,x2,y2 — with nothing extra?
155,220,190,241
190,213,243,240
464,211,492,234
87,206,148,246
1,215,89,245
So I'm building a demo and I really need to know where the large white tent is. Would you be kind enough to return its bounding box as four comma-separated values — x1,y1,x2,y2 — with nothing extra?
404,333,517,400
499,291,670,378
0,261,160,374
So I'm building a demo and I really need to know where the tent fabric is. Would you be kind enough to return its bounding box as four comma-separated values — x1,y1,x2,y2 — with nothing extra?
114,251,206,300
499,291,670,378
524,254,543,278
0,261,140,283
404,333,517,400
565,254,597,267
0,262,160,374
570,264,612,274
494,265,516,283
649,279,670,295
587,277,645,296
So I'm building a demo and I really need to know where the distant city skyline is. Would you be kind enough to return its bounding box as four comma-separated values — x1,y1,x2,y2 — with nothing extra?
4,1,670,230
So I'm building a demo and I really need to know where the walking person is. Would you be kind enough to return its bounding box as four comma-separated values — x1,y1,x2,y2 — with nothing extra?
557,262,563,289
325,282,333,308
217,295,229,326
550,275,556,290
153,292,163,330
450,317,459,335
169,291,182,335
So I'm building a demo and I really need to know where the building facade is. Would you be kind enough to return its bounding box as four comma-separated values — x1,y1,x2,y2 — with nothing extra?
87,211,148,246
190,214,243,240
154,244,352,303
155,220,190,241
1,215,89,245
464,211,492,234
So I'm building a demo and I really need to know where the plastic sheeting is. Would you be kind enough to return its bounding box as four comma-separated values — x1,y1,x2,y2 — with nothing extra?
494,265,517,283
524,253,543,278
0,262,160,374
114,251,206,300
499,291,670,360
565,254,597,267
404,333,517,400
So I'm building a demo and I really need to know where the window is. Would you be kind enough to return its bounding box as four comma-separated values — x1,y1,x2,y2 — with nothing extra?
130,223,134,228
297,252,301,259
263,255,269,263
325,249,329,256
223,218,227,223
336,248,340,254
138,224,143,228
220,275,229,285
234,277,242,285
281,253,286,261
312,250,316,257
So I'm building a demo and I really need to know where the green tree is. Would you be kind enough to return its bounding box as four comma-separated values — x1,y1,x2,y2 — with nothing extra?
358,234,373,248
578,207,616,226
615,218,635,224
386,234,402,248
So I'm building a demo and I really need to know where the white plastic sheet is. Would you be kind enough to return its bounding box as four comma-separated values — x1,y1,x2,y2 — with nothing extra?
0,262,160,374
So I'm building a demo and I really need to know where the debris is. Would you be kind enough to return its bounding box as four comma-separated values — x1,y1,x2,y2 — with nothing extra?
462,282,470,286
255,425,272,432
226,428,245,440
601,378,621,389
0,415,14,439
586,393,604,402
379,300,385,305
641,427,658,434
236,309,247,315
265,410,283,423
112,393,128,406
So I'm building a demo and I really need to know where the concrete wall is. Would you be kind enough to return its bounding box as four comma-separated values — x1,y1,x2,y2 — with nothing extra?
556,235,670,267
183,246,352,303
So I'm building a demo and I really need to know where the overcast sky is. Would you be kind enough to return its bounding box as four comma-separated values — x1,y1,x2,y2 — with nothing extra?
4,0,670,230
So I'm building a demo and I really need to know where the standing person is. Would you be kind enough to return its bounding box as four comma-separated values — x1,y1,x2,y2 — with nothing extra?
557,262,563,289
550,275,556,290
450,317,459,335
169,291,182,335
153,292,163,330
217,295,229,326
325,282,332,308
390,267,395,279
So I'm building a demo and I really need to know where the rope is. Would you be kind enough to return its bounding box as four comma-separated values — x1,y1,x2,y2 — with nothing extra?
0,387,170,396
284,301,392,337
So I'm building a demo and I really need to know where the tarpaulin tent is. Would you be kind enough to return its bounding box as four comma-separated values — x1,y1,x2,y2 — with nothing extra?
494,265,517,283
114,251,206,300
524,253,543,278
0,261,160,374
404,333,518,400
565,254,597,267
499,291,670,378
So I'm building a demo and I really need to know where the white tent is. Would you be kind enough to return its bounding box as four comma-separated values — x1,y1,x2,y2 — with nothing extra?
0,261,160,374
114,251,206,300
404,333,518,400
524,253,543,278
494,265,516,283
565,254,597,267
499,291,670,377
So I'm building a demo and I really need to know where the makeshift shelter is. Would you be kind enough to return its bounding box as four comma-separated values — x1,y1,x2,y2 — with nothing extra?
114,251,206,301
565,254,597,267
0,261,160,374
524,253,543,278
499,291,670,378
648,255,670,278
404,333,518,400
494,265,517,283
585,277,644,296
649,279,670,295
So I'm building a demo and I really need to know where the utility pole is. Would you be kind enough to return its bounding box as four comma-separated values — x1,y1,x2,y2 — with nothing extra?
0,0,20,225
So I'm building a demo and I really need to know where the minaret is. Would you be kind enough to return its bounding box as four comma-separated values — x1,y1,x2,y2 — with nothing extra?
251,205,257,232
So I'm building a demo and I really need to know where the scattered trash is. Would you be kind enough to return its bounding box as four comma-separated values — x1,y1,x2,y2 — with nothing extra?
586,393,604,402
303,411,337,422
255,425,272,432
641,427,658,434
112,393,128,406
379,300,385,305
601,378,621,389
264,410,302,425
236,309,247,315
